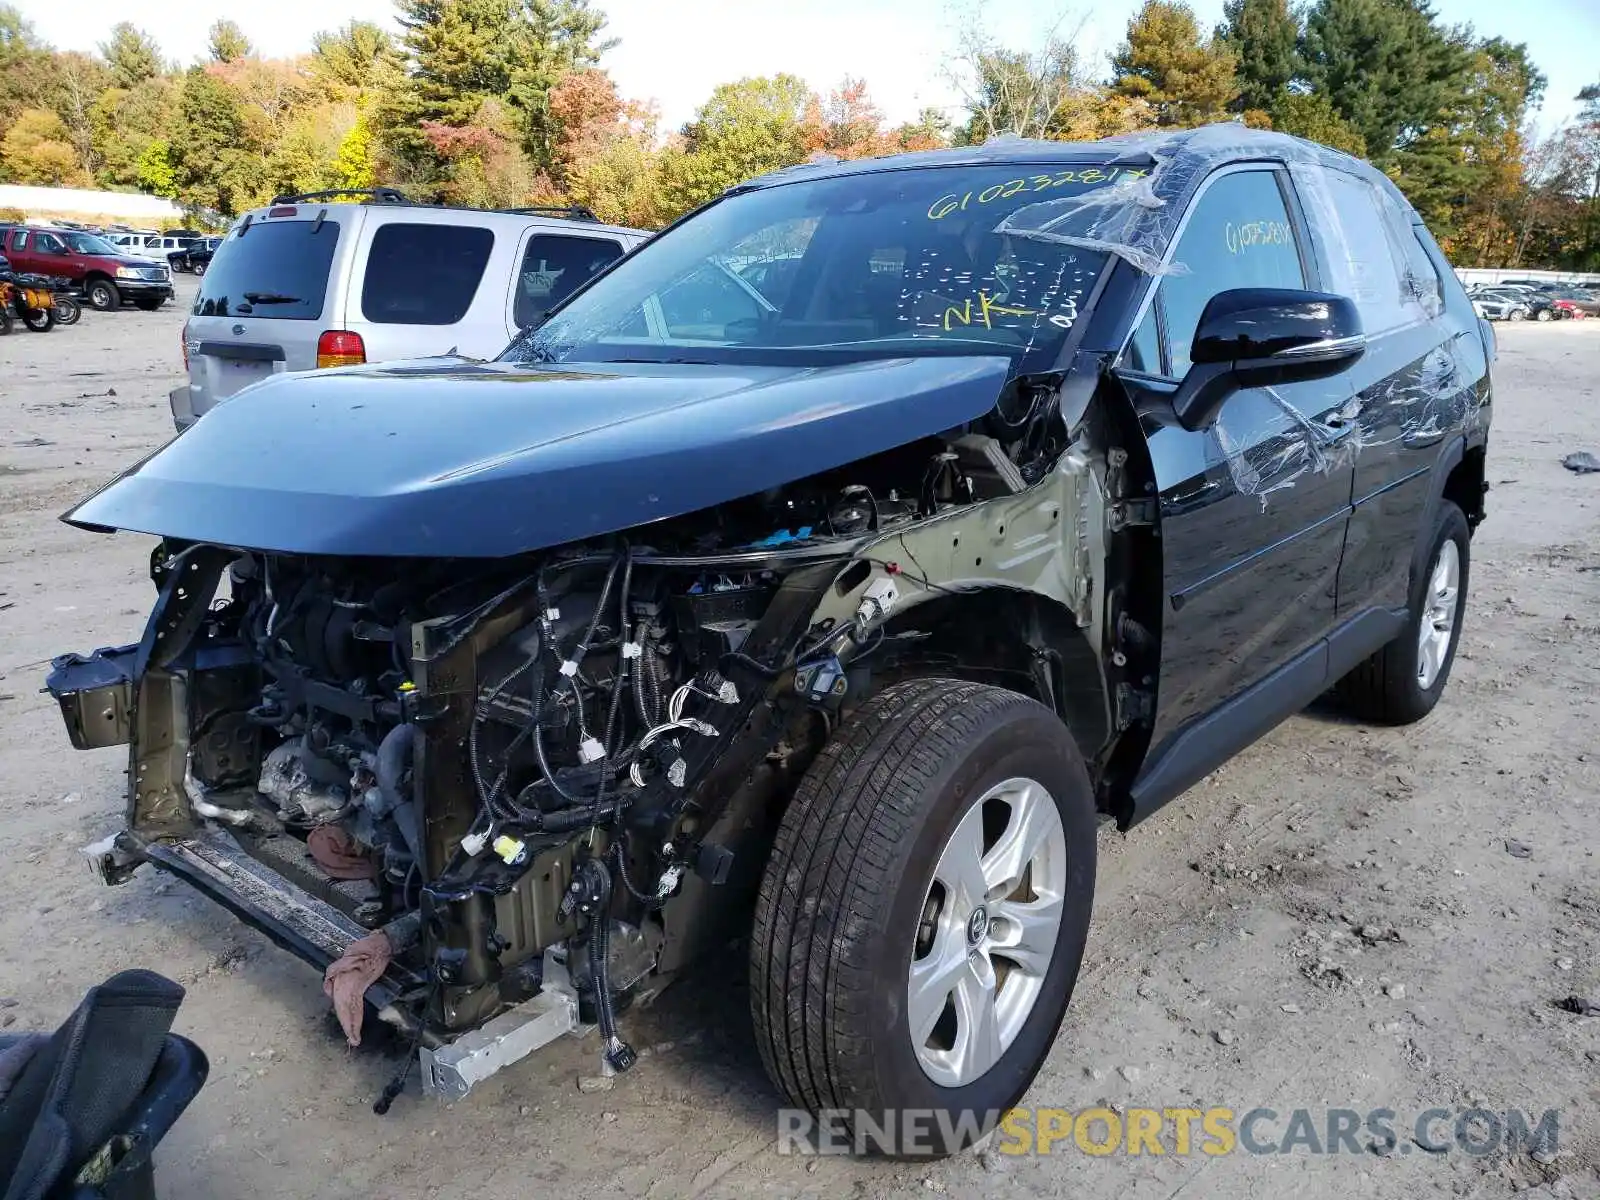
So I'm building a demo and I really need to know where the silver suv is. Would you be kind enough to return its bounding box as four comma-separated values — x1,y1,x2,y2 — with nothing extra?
171,190,648,429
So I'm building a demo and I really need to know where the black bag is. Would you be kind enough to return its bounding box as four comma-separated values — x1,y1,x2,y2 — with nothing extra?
0,970,207,1200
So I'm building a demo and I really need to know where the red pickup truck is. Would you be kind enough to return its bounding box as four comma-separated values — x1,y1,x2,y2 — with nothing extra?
0,224,172,311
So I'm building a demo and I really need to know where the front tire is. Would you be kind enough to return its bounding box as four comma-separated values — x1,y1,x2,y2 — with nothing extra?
87,279,120,311
750,679,1096,1157
1335,501,1470,724
1535,307,1553,322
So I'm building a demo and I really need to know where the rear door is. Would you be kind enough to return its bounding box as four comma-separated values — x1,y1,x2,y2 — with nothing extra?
1303,170,1466,621
185,209,358,417
344,212,505,361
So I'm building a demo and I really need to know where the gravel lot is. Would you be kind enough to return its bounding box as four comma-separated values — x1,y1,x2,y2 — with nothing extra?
1,283,1597,1199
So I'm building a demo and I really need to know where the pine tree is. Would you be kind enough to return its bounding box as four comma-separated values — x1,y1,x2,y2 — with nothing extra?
1109,0,1238,127
99,23,162,89
207,20,252,64
1216,0,1298,114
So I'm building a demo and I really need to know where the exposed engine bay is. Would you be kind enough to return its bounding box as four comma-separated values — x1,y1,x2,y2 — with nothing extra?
50,408,1120,1103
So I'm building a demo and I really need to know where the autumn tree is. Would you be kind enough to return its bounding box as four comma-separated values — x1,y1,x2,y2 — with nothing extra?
804,78,893,159
1109,0,1238,127
422,98,546,207
1216,0,1298,115
1,5,54,135
894,107,952,152
1,106,85,184
547,69,666,225
207,19,253,64
100,23,163,89
381,0,610,182
660,75,815,214
90,76,176,187
43,51,110,177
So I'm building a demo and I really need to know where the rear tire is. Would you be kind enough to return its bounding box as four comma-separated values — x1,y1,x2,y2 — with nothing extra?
1334,501,1470,724
87,279,120,311
193,261,207,278
1535,307,1552,322
53,296,80,326
23,306,55,332
750,679,1096,1157
1509,308,1527,322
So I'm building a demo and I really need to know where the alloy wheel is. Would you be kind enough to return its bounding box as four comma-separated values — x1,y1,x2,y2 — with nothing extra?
908,776,1066,1087
1416,538,1460,690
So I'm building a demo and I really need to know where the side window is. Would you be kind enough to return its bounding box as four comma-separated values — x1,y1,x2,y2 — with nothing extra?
13,231,27,250
513,235,624,329
1160,170,1306,377
361,223,494,326
1302,170,1416,334
35,232,63,254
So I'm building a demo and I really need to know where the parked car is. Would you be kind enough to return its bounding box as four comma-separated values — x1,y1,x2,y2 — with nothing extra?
105,231,197,262
1470,289,1533,321
47,127,1490,1154
168,235,222,275
1544,287,1600,316
1552,298,1590,320
0,224,172,311
168,190,648,429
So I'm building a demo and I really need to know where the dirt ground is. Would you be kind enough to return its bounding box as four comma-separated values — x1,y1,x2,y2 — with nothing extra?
2,285,1597,1199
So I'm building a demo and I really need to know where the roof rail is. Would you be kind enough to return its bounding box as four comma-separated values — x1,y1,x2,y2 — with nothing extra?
500,204,599,222
269,187,410,205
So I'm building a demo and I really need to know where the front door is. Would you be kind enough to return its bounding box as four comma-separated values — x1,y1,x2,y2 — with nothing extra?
1117,166,1357,747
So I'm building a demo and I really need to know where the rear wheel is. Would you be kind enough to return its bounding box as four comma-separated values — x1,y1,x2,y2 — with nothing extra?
23,306,55,332
750,679,1096,1157
86,279,120,311
1335,501,1470,724
53,296,80,325
193,261,207,278
1535,307,1553,322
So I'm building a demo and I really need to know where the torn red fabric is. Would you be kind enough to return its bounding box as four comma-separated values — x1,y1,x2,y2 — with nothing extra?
307,825,378,880
323,930,392,1046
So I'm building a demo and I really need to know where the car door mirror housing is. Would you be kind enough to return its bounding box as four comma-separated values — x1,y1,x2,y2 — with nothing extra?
1172,288,1365,432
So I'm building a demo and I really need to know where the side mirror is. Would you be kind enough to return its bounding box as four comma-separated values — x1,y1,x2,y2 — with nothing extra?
1171,288,1365,432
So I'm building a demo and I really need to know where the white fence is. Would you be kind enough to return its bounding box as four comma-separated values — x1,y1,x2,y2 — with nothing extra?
0,184,186,222
1455,266,1600,288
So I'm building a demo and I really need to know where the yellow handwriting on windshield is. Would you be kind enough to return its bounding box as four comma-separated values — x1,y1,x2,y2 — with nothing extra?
926,167,1149,220
943,291,1038,332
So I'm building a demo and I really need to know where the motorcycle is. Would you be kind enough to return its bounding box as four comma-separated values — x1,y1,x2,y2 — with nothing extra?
0,270,60,332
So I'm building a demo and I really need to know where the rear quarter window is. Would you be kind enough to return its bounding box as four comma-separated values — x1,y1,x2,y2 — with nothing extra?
193,220,341,320
361,223,495,326
513,234,625,328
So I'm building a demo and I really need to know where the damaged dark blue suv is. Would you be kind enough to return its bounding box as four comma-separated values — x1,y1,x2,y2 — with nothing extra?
47,125,1489,1152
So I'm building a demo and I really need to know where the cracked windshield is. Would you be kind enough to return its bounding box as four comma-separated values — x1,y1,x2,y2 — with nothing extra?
508,164,1147,369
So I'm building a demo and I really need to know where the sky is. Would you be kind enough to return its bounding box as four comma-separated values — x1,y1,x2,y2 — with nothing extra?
16,0,1600,136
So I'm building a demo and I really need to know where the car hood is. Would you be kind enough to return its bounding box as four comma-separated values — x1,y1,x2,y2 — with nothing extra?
64,356,1013,557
